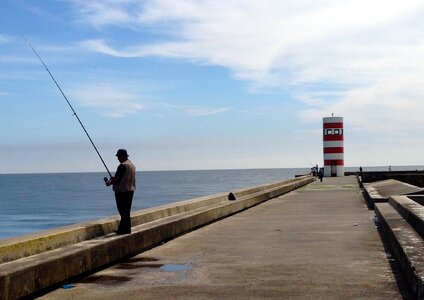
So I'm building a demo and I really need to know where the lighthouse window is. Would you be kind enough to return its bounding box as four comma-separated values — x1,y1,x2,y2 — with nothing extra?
334,129,340,135
326,129,333,135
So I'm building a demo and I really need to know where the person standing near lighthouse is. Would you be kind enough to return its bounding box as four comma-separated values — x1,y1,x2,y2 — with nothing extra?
105,149,136,234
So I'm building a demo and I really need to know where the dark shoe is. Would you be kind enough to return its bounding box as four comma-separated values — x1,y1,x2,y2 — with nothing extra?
115,230,131,235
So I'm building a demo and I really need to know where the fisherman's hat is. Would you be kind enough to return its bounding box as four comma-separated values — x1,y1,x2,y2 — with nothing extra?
116,149,129,157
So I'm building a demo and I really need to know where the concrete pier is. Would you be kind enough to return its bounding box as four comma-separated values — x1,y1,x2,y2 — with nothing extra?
0,176,313,299
39,176,404,299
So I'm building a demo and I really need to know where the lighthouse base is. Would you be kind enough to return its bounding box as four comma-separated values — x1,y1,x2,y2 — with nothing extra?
324,165,344,177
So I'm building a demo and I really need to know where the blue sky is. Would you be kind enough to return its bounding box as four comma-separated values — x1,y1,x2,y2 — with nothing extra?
1,0,424,174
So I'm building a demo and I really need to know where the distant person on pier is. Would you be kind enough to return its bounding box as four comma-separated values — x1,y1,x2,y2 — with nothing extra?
388,165,392,172
318,167,324,182
105,149,136,234
311,164,319,176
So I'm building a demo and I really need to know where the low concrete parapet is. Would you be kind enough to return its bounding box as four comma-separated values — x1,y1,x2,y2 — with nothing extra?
375,196,424,299
363,179,424,209
389,196,424,239
0,192,229,265
0,175,314,299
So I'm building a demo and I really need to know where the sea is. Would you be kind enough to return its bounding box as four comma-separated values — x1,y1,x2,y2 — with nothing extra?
0,166,421,240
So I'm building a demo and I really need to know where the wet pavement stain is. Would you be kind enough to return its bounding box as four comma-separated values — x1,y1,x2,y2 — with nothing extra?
115,257,192,272
160,264,192,272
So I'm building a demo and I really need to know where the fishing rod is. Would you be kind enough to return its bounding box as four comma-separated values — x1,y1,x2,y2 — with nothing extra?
20,34,112,178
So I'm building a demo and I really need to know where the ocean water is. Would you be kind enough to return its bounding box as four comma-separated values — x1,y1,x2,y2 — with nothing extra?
2,165,422,240
0,168,311,240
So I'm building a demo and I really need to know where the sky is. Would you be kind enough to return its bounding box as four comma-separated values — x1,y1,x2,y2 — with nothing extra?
1,0,424,174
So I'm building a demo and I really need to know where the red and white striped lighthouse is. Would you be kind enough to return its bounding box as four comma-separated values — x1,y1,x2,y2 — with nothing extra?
323,116,344,177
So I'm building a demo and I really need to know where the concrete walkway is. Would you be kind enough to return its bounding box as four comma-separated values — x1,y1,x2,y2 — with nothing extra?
40,176,404,299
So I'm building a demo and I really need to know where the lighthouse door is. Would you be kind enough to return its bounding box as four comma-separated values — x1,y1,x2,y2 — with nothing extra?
331,162,337,177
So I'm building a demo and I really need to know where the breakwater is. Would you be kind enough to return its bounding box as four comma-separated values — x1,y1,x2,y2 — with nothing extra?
375,194,424,299
0,175,314,299
358,170,424,298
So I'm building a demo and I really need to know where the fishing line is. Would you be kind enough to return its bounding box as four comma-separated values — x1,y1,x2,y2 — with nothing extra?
20,34,112,178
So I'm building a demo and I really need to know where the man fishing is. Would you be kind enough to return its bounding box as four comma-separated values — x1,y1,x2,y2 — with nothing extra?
105,149,136,234
23,36,137,234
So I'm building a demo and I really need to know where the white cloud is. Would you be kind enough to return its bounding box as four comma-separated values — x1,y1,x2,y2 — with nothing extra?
155,102,232,116
0,35,9,44
69,84,144,117
300,77,424,132
0,55,38,64
72,0,424,130
185,107,231,116
68,0,137,28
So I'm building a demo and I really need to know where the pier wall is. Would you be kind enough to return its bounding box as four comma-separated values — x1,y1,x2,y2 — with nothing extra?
0,175,314,300
346,171,424,188
357,172,424,298
375,196,424,299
